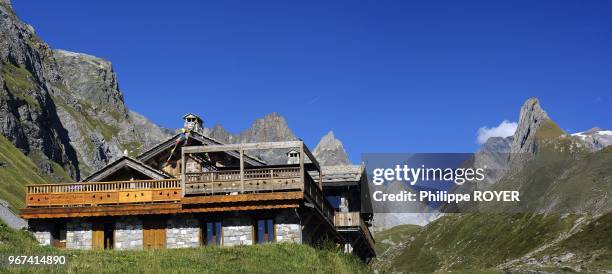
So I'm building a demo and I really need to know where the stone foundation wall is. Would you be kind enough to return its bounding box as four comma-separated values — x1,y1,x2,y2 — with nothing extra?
222,217,253,246
166,217,200,248
29,221,52,246
115,217,143,250
66,220,92,250
274,210,301,243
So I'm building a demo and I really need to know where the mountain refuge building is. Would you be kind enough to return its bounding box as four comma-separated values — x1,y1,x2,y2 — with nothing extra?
20,114,375,261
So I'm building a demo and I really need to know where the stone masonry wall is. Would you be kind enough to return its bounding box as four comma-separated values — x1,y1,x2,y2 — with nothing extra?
166,217,200,248
115,217,143,250
66,220,92,250
274,209,301,243
222,217,253,246
29,220,52,246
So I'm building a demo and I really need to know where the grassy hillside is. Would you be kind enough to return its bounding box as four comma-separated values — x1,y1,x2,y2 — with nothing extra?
482,136,612,215
0,222,368,274
0,135,54,210
373,224,421,255
371,213,611,273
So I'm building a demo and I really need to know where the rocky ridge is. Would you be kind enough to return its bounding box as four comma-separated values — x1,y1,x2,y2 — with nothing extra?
0,2,171,180
203,113,352,166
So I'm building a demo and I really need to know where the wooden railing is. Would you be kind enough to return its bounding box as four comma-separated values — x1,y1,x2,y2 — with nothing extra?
184,167,302,195
334,212,376,250
25,179,181,207
303,171,335,225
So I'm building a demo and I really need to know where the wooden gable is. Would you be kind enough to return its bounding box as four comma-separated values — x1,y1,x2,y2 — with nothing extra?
81,156,170,182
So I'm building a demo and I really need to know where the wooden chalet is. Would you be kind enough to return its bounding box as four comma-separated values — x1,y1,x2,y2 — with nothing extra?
20,114,375,261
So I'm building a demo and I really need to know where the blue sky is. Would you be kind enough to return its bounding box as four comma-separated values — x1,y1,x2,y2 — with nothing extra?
13,0,611,163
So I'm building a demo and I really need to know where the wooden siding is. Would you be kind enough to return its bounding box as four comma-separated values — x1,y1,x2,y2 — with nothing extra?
20,192,303,219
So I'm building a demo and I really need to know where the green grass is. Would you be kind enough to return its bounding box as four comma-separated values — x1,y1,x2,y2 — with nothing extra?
483,138,612,214
120,141,142,157
0,223,369,274
373,224,421,255
398,214,577,271
540,213,612,271
0,135,54,211
373,213,612,273
1,62,40,110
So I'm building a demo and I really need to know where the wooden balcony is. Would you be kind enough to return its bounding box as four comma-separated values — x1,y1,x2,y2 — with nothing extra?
26,179,181,207
23,141,337,231
184,167,302,195
334,212,375,252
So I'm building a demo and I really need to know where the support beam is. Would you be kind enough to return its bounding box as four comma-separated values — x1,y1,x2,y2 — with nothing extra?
182,141,304,153
240,149,244,193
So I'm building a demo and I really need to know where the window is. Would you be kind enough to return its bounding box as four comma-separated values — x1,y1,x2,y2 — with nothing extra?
256,219,274,244
202,221,222,246
326,196,341,209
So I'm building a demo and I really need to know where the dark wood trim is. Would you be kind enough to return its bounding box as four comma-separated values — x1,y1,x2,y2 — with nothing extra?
21,200,300,219
181,191,303,204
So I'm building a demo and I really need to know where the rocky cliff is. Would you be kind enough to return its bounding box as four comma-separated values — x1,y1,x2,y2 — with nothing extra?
51,49,171,175
1,2,78,180
0,2,170,180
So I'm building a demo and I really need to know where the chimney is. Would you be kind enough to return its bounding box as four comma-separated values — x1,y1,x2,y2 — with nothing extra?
183,113,204,133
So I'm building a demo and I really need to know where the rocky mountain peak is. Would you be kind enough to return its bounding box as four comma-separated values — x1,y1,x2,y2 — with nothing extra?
237,112,296,143
510,98,550,155
53,49,126,117
572,127,612,151
0,0,12,9
313,131,350,166
583,127,603,135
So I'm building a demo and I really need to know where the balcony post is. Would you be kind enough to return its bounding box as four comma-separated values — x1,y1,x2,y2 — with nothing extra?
240,148,244,193
299,143,305,190
181,148,186,198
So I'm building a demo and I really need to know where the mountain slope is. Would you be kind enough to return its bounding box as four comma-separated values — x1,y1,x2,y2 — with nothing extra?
0,2,79,180
0,0,171,216
372,213,610,273
52,49,171,176
0,134,53,210
372,98,611,273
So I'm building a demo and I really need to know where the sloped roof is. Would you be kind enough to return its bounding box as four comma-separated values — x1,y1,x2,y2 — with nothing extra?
81,156,171,182
136,131,265,165
321,165,364,183
310,165,364,185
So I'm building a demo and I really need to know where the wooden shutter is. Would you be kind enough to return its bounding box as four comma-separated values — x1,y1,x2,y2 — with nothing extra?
92,222,105,249
143,219,166,249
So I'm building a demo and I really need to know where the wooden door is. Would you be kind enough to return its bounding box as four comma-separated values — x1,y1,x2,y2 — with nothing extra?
92,223,105,249
143,219,166,249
